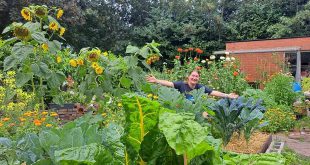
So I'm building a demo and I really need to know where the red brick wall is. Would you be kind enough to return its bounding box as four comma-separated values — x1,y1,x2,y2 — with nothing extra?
232,53,284,82
226,37,310,82
227,37,310,51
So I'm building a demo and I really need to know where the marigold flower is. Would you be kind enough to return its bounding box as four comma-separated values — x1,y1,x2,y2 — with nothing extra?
59,27,65,36
56,56,62,63
177,48,183,53
9,123,15,127
233,71,239,77
49,22,58,31
21,8,32,21
56,9,64,19
41,118,46,122
46,124,52,127
69,59,77,67
95,67,104,75
0,123,3,127
175,55,180,60
34,122,42,126
50,112,58,117
19,117,26,122
42,43,49,52
2,118,10,122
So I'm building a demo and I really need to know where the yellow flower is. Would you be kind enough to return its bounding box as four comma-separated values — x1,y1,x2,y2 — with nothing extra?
56,9,64,19
77,59,84,65
7,102,14,110
2,118,10,122
91,62,99,68
34,6,47,18
41,111,48,115
103,51,108,56
69,59,77,67
50,112,58,117
19,117,26,122
41,118,46,122
7,71,16,77
21,8,32,21
0,123,3,127
34,119,42,126
117,103,122,107
153,95,159,100
87,49,100,62
56,56,62,63
49,22,58,31
147,94,153,98
42,43,49,52
101,113,107,117
95,67,104,75
59,27,65,36
46,124,52,127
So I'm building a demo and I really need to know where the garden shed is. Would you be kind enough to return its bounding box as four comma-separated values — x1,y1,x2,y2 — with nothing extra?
214,37,310,83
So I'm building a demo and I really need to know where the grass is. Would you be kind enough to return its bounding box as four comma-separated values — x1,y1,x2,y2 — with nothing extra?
281,147,310,165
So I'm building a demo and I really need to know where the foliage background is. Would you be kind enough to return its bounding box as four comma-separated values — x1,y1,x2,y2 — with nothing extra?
1,0,310,62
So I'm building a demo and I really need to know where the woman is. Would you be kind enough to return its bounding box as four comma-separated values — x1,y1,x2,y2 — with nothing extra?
146,70,238,100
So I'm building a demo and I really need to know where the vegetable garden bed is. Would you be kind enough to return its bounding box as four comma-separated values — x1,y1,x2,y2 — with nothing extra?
224,132,272,154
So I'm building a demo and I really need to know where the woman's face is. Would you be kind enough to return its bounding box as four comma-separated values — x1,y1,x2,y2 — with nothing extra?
188,71,200,85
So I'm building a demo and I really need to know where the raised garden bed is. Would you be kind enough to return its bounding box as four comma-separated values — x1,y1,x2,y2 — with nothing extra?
48,103,87,121
224,132,272,154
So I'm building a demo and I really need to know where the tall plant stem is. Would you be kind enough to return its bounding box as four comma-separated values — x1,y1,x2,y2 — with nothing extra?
31,76,35,93
183,153,187,165
40,77,45,111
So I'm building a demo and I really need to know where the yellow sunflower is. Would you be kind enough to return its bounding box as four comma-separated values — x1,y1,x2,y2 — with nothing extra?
56,56,62,63
91,62,99,68
34,6,47,18
41,43,49,52
103,51,108,56
95,67,104,75
49,22,58,31
13,26,31,41
21,8,32,21
59,27,65,36
77,59,84,65
56,9,64,19
87,49,101,62
69,59,77,67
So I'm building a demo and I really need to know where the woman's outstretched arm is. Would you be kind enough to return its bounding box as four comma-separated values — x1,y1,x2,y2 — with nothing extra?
146,75,174,87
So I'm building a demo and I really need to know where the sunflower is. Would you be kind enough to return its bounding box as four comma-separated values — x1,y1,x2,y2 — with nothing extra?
21,8,32,21
87,49,101,62
69,59,77,67
13,26,31,41
77,59,84,65
91,62,99,68
56,56,62,63
41,43,49,52
49,22,58,31
103,51,108,56
59,27,65,36
56,9,64,19
95,67,104,75
34,6,47,18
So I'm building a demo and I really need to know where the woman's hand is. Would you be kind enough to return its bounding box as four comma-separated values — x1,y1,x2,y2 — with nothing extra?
146,75,157,83
227,93,239,99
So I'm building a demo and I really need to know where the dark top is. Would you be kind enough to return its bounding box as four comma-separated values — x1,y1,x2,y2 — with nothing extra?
173,81,213,101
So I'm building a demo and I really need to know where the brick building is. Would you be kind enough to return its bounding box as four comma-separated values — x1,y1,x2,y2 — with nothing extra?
214,37,310,83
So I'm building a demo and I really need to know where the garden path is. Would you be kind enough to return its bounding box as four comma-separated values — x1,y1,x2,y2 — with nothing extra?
273,133,310,157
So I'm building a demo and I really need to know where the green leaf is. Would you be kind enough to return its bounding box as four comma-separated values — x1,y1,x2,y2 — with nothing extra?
3,55,17,71
141,61,152,71
2,26,11,34
31,32,47,43
31,62,51,79
85,125,102,144
120,76,132,89
23,22,40,33
38,130,60,160
33,159,53,165
48,40,62,54
59,127,84,149
124,56,138,68
122,95,162,161
0,137,12,148
11,42,33,62
47,71,65,89
125,45,139,54
138,46,149,58
17,133,44,163
159,112,209,162
16,72,33,87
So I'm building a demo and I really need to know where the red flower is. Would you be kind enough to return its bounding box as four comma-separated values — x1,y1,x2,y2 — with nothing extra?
233,71,239,77
183,49,189,52
188,47,194,51
177,48,183,53
194,57,199,61
175,55,180,60
195,48,203,54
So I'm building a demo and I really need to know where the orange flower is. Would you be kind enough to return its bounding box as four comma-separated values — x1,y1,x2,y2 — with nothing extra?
46,124,52,127
9,123,15,127
50,112,58,117
233,71,239,77
33,119,42,126
19,117,26,122
0,123,3,127
194,57,199,61
188,47,194,51
175,55,180,60
41,118,46,122
183,49,189,52
177,48,183,53
41,111,48,115
195,48,203,54
196,66,202,70
2,118,10,122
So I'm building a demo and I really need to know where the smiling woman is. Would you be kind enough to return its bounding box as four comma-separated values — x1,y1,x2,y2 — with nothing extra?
146,69,238,100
